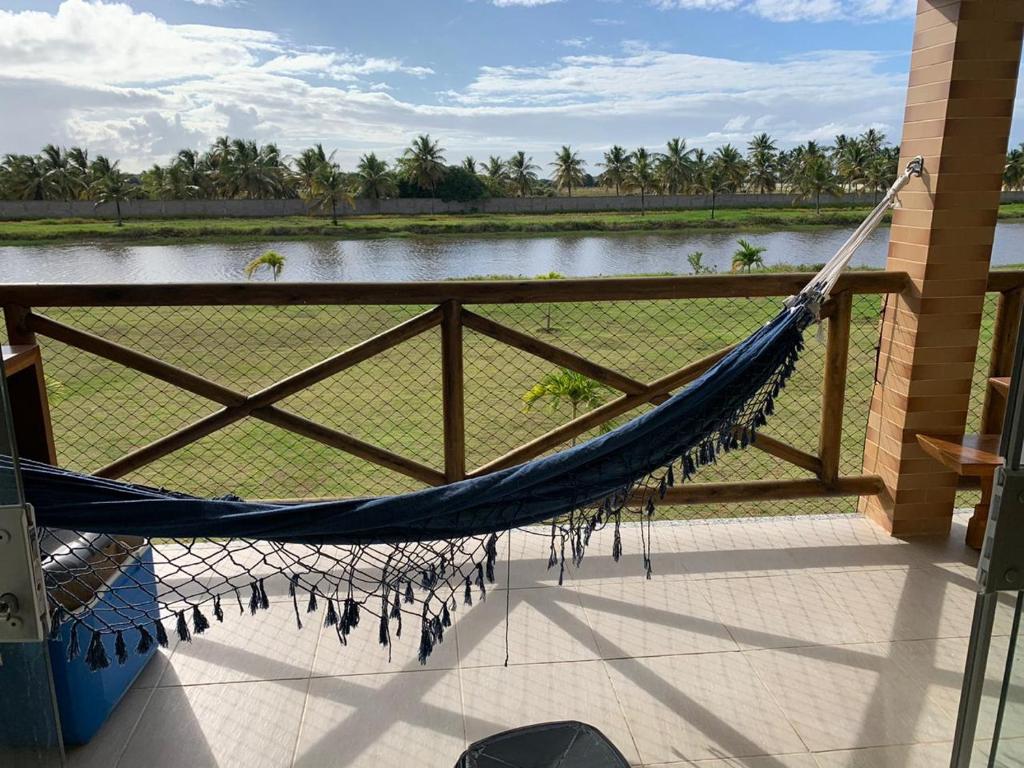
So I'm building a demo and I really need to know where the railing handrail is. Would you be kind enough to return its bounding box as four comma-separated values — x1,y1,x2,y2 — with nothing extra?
0,271,911,307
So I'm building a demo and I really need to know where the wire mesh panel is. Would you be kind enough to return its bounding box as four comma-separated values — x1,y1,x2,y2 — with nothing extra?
0,292,898,517
7,284,993,520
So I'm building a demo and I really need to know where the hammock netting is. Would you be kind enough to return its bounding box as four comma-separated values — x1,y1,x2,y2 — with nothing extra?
4,157,922,671
12,294,814,670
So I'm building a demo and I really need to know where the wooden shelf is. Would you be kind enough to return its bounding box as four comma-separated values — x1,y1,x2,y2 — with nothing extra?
916,433,1003,477
989,376,1011,398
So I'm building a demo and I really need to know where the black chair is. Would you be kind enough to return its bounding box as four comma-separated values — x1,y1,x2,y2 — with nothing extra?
455,721,631,767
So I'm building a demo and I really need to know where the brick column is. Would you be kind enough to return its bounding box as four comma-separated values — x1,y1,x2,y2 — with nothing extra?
861,1,1024,536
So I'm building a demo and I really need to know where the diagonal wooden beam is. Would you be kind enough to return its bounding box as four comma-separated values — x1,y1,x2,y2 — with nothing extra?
468,343,735,477
461,309,647,395
742,430,823,476
255,408,446,486
35,307,445,484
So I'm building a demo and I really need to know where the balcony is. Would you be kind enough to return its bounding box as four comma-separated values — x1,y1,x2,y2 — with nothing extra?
2,273,1022,767
56,513,1019,767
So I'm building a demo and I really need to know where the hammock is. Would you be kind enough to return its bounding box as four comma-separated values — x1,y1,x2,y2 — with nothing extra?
8,158,922,670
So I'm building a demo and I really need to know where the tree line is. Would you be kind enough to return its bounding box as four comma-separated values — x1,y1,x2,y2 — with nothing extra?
0,130,923,218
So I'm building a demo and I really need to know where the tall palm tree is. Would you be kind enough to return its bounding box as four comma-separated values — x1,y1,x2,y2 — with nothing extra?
746,133,778,194
462,156,477,175
1,154,49,200
67,146,91,199
626,147,659,215
731,239,766,272
550,145,585,197
244,250,286,281
1006,145,1024,191
658,138,692,194
40,144,79,200
860,128,886,156
712,144,747,192
507,151,539,197
354,153,396,199
294,144,332,199
481,155,510,196
309,162,353,224
597,145,630,195
837,140,870,192
400,134,446,198
523,368,606,442
90,165,139,226
794,155,842,213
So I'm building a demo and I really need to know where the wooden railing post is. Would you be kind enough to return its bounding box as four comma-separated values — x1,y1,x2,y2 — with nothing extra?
2,304,57,464
441,300,465,482
981,286,1024,435
819,291,852,484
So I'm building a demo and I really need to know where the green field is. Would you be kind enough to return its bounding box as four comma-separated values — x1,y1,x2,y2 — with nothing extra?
25,285,996,519
3,203,1024,245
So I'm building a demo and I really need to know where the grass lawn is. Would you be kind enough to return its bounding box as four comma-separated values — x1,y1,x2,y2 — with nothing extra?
4,202,1024,245
27,285,996,520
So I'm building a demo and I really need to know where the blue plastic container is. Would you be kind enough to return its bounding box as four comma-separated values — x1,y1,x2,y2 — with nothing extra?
47,545,158,745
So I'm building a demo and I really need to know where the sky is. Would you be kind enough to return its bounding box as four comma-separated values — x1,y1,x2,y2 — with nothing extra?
0,0,1010,172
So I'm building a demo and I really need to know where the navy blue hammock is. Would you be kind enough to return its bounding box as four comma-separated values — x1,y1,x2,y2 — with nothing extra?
5,159,922,670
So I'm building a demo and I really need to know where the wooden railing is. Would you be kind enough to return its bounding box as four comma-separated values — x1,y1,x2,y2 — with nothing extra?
0,272,922,505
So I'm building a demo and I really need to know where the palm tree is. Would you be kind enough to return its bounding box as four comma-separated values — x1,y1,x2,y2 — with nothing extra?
222,139,285,199
837,140,870,192
523,368,606,442
626,147,658,215
400,134,446,199
294,144,332,199
731,239,766,272
90,166,139,226
658,138,693,194
67,146,91,198
507,151,539,197
860,128,886,156
597,145,630,195
244,250,286,281
1006,145,1024,191
462,156,477,175
550,145,586,197
309,162,353,224
481,155,510,196
0,154,49,200
687,251,714,274
40,144,79,200
712,144,747,192
354,153,396,199
794,155,843,213
746,133,778,194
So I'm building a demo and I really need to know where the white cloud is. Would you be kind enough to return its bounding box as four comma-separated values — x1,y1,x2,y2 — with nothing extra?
592,17,626,25
0,0,927,171
491,0,562,6
559,37,593,49
654,0,915,22
184,0,243,7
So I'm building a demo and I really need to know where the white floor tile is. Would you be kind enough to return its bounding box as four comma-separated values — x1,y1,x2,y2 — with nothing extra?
703,574,866,650
606,652,806,764
578,579,737,659
161,605,319,685
65,689,151,768
295,671,465,768
746,640,960,751
118,679,307,768
457,586,599,668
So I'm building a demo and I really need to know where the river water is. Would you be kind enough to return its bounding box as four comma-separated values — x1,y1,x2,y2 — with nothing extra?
3,223,1023,282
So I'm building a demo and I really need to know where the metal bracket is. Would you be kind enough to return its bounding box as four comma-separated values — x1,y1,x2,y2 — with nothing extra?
0,504,47,642
978,467,1024,594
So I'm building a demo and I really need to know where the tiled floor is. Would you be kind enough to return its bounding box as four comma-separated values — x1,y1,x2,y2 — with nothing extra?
66,512,1023,767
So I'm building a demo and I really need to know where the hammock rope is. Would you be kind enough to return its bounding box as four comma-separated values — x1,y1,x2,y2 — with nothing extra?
8,157,922,670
